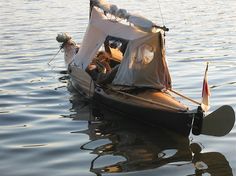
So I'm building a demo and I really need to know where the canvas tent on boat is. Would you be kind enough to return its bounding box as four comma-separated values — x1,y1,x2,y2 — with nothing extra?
73,5,171,90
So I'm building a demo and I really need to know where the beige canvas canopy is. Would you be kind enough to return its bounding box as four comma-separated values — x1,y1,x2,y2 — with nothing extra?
73,6,171,90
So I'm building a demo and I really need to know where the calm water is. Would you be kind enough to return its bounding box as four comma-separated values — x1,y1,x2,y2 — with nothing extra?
1,0,236,175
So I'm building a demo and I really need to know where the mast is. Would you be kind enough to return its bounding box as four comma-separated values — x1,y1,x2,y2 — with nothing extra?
89,0,95,19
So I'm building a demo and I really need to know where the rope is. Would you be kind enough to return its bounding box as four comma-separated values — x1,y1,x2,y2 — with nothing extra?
48,42,66,66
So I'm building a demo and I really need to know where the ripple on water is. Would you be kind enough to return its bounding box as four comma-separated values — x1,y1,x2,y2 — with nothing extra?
0,0,236,176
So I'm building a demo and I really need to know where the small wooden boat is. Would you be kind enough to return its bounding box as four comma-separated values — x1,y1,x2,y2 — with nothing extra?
54,0,235,136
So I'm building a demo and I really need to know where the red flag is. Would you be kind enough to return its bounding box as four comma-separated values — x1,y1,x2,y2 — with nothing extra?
201,63,211,111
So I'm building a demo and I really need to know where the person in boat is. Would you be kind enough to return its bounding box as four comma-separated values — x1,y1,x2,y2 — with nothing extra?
86,51,112,80
86,51,119,85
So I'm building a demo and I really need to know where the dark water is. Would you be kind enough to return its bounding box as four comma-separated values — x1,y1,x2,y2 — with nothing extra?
0,0,236,175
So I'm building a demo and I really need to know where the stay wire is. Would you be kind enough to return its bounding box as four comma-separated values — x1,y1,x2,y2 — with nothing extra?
48,47,62,66
157,0,165,26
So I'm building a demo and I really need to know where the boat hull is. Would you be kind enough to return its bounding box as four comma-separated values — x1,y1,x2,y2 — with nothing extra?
68,64,95,98
93,87,194,136
68,65,195,136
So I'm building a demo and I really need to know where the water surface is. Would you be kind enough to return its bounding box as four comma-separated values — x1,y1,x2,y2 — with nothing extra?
0,0,236,175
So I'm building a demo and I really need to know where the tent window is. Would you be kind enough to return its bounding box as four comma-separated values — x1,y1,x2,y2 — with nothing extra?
135,44,154,64
104,36,129,62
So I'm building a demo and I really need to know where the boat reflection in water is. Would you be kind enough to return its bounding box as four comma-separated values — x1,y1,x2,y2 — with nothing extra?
66,83,232,176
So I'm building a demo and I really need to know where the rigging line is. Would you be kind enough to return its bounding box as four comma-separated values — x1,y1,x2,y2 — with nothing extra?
157,0,165,26
48,47,62,66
